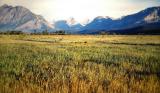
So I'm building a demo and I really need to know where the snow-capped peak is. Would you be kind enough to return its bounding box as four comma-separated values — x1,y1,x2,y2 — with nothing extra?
66,17,79,26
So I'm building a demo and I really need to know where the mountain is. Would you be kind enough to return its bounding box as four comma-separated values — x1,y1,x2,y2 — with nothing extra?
0,4,54,32
66,17,78,26
81,16,114,33
88,22,160,35
113,6,160,29
80,6,160,34
54,20,70,31
54,18,83,33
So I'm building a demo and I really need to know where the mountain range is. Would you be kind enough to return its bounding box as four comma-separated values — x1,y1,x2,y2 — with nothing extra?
80,6,160,34
0,4,160,34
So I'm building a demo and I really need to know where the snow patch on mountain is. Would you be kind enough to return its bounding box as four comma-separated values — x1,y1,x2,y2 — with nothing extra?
144,9,160,23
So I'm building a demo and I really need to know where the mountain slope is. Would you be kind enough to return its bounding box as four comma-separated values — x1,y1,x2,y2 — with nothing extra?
80,6,160,34
114,6,160,29
0,4,54,32
82,16,114,33
54,20,70,31
54,18,83,33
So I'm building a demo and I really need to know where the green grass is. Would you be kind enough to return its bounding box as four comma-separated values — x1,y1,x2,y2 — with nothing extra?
0,35,160,93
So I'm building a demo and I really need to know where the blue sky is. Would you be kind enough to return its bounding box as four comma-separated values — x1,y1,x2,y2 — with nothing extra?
0,0,160,23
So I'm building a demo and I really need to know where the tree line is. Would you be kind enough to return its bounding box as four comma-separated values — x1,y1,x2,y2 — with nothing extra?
0,30,66,35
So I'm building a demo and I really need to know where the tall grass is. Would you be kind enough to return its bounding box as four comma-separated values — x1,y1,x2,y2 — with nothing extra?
0,35,160,93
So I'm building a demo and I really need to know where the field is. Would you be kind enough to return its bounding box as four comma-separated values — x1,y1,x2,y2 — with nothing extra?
0,35,160,93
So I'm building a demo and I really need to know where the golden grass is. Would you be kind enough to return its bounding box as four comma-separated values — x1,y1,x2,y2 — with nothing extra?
0,35,160,93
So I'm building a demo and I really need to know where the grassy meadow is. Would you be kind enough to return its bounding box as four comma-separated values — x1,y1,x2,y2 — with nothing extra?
0,35,160,93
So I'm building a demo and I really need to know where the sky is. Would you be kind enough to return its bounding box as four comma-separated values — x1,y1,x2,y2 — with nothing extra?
0,0,160,23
